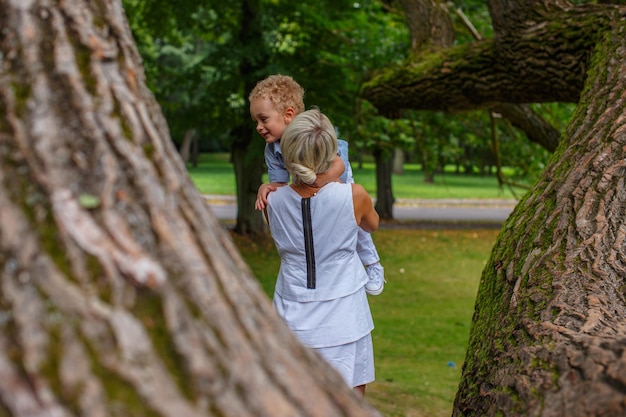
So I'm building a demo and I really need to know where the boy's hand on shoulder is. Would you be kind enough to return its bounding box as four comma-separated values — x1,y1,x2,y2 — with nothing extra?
255,182,285,210
255,183,275,210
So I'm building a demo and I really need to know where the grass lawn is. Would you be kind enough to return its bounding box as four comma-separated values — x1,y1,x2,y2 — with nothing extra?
188,153,528,200
229,227,500,417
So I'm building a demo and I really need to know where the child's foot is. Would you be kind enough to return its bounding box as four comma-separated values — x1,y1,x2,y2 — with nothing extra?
365,262,385,295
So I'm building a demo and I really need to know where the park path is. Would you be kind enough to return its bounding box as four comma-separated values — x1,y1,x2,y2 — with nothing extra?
203,195,517,228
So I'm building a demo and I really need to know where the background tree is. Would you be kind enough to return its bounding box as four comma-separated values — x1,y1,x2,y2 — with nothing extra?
0,0,384,415
354,103,414,216
366,0,560,218
122,0,555,225
124,0,413,233
368,0,455,218
363,0,626,414
123,0,269,235
230,0,269,235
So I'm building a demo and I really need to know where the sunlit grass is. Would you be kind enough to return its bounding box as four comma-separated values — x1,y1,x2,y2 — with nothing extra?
188,153,528,200
229,228,499,417
355,163,524,200
186,153,236,195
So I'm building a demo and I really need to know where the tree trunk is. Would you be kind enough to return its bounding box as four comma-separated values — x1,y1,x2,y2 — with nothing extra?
453,16,626,417
0,1,382,416
373,148,394,220
231,0,268,236
392,148,404,175
397,0,453,53
408,114,435,183
492,103,561,152
363,0,626,414
179,128,196,165
231,126,267,236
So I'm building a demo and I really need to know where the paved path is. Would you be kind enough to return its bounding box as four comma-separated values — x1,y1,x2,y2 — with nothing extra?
204,195,517,227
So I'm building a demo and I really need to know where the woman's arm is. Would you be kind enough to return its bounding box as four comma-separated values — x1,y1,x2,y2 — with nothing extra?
351,183,379,232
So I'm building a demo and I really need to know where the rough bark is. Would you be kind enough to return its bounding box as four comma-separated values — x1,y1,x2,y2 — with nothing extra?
365,0,626,414
492,103,561,152
488,0,572,39
453,17,626,417
450,2,563,153
398,0,453,53
0,1,382,416
362,4,623,113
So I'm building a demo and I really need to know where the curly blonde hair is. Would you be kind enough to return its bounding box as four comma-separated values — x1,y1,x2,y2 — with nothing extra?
248,74,305,115
280,109,338,186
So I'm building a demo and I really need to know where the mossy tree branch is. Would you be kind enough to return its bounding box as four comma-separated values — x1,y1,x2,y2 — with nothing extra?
362,5,623,114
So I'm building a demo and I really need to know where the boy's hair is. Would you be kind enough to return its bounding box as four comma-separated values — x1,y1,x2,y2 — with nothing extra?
280,109,338,186
248,74,305,115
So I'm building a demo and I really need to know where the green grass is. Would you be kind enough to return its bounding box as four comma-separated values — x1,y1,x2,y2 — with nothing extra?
229,228,499,417
187,153,528,200
187,153,237,195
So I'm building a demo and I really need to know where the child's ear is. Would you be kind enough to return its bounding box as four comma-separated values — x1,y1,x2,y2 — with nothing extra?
284,107,296,123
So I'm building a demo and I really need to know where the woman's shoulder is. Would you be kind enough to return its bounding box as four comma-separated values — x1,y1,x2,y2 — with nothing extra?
268,184,296,203
350,182,367,196
324,181,353,194
350,183,373,208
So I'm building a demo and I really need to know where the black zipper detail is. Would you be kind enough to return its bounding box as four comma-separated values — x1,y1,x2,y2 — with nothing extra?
301,198,316,289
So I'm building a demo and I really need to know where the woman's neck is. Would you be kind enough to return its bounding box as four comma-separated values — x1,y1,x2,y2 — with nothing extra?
290,181,329,198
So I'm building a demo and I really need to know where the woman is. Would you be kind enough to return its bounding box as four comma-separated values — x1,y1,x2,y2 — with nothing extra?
265,108,379,395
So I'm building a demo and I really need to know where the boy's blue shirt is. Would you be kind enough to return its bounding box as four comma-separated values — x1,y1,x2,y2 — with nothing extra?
265,139,353,184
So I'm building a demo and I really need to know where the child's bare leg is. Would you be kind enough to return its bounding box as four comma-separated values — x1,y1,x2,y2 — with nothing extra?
354,384,366,396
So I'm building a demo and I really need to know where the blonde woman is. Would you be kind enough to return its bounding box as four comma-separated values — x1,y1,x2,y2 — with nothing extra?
265,109,379,395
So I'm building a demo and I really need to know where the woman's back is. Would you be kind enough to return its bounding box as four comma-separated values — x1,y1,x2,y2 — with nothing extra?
267,182,369,303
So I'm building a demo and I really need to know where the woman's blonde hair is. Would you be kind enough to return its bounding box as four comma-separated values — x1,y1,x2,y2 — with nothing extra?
248,74,305,114
280,108,338,185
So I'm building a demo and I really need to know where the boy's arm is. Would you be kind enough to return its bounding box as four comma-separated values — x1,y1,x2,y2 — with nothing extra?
255,182,287,211
265,143,290,183
315,155,345,185
337,139,353,183
328,155,346,182
257,143,290,210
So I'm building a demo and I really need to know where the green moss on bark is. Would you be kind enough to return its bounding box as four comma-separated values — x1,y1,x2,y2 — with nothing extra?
85,338,162,417
132,290,196,401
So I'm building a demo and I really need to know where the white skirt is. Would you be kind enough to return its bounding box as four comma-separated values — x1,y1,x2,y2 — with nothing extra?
273,287,374,348
273,287,375,388
315,333,375,388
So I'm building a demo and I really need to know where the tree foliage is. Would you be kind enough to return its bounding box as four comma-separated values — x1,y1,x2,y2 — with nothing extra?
123,0,242,150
